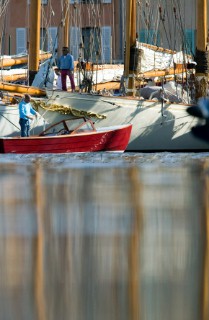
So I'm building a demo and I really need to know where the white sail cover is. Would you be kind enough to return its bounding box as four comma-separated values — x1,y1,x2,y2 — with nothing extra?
137,42,195,72
32,59,55,89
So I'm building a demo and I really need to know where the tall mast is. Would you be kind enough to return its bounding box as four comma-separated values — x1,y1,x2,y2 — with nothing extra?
195,0,208,99
28,0,41,86
124,0,137,97
58,0,70,57
124,0,132,78
63,0,70,47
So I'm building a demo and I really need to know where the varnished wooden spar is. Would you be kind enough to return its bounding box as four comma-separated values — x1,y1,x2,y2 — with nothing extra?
0,82,46,96
92,66,188,91
0,65,186,88
140,43,177,55
138,66,187,78
0,53,51,68
0,73,27,82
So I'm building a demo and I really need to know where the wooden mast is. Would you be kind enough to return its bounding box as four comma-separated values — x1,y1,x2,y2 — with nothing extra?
63,0,70,47
125,0,137,97
124,0,132,79
58,0,70,57
196,0,207,52
195,0,208,99
28,0,41,85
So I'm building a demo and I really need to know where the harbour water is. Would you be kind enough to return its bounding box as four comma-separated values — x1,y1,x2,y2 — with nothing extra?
0,152,209,320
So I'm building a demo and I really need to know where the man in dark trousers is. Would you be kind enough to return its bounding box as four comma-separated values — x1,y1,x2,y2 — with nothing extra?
57,47,75,92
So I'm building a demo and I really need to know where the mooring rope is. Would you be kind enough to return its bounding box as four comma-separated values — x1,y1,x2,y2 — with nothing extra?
31,99,107,119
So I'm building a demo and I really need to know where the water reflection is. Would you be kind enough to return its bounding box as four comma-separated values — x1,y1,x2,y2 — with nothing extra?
0,160,208,320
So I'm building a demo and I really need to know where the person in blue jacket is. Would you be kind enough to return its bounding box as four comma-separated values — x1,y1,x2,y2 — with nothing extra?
57,46,75,92
19,94,38,137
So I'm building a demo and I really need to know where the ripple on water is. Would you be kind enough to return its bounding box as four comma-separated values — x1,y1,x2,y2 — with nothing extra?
0,151,209,168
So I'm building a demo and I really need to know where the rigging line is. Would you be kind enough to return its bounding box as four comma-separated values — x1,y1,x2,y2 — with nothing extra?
75,3,84,50
96,1,104,57
156,4,162,47
175,0,189,92
69,2,79,41
179,0,195,58
158,2,172,49
88,4,95,60
176,0,192,69
0,112,20,130
93,2,106,64
150,2,160,46
43,5,65,86
136,1,141,39
171,0,177,51
110,1,116,63
121,0,125,48
175,0,187,52
149,2,155,44
69,1,109,64
81,3,96,62
40,5,51,51
139,6,150,39
164,0,173,48
41,0,57,51
0,6,7,77
40,3,54,52
43,28,61,86
158,0,171,48
60,0,64,15
174,1,186,54
150,0,156,42
0,8,8,57
0,0,10,17
171,0,181,50
147,1,153,29
143,1,151,42
140,0,160,46
61,0,70,27
41,5,44,51
26,0,30,85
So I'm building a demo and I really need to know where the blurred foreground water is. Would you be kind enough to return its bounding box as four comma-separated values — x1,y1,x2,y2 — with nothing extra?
0,152,209,320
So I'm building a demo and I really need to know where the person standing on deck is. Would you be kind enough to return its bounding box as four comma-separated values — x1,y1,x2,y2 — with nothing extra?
19,94,38,137
57,47,76,92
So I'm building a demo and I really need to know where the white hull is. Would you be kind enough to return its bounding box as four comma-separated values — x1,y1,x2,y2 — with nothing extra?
1,91,208,151
42,90,209,151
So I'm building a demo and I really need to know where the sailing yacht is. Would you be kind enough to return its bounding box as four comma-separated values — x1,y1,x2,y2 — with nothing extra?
38,0,208,151
0,0,209,151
